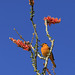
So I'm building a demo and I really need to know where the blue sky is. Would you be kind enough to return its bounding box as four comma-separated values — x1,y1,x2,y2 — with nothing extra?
0,0,75,75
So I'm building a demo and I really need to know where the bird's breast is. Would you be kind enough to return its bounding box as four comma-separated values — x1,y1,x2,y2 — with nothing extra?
41,47,49,57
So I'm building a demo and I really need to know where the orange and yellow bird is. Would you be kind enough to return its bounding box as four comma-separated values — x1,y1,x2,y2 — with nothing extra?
41,43,56,68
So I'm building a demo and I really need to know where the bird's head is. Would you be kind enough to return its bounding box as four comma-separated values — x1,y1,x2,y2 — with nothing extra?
40,43,48,47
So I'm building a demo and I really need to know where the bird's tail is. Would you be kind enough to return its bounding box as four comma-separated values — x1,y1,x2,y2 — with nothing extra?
50,53,56,68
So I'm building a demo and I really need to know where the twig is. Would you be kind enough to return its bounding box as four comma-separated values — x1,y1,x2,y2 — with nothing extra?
14,28,25,42
31,33,34,44
37,54,46,60
45,20,52,41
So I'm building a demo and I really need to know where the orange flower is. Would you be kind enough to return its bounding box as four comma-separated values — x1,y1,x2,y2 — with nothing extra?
29,0,34,6
9,37,31,51
44,16,61,26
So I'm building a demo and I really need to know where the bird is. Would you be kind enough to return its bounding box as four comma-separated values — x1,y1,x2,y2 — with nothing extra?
41,43,56,68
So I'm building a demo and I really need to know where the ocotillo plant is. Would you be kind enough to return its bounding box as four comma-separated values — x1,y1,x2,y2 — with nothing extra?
9,0,61,75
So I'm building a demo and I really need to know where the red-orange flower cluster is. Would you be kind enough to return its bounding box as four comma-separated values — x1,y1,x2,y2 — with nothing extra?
44,16,61,26
29,0,34,6
9,37,31,51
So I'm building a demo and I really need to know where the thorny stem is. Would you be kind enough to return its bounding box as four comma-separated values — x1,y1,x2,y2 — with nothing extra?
30,5,39,74
42,20,55,75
